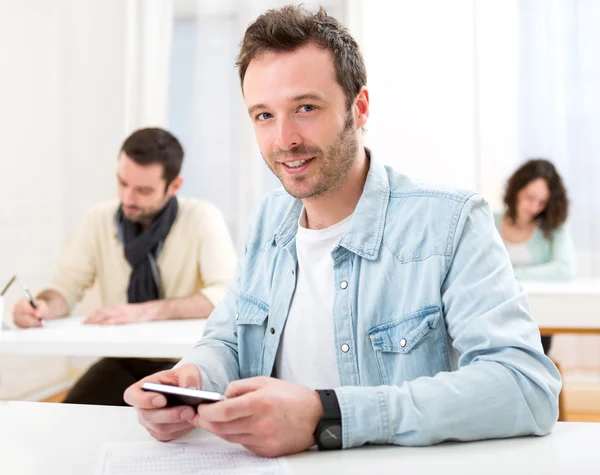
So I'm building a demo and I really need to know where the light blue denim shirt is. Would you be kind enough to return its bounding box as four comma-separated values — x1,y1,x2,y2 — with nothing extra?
179,153,561,448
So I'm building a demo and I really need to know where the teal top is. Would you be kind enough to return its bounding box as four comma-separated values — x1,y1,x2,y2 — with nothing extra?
494,212,576,281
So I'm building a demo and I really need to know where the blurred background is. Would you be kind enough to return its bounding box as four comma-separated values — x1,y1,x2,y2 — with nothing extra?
1,0,599,412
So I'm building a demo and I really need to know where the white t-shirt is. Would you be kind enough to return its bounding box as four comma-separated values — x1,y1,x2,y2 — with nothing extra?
505,241,533,267
274,210,352,389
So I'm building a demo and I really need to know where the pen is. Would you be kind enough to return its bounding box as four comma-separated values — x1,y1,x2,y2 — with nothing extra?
1,275,16,296
18,279,37,310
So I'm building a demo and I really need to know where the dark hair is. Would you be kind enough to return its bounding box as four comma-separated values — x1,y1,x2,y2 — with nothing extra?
503,159,569,238
236,5,367,110
120,128,184,186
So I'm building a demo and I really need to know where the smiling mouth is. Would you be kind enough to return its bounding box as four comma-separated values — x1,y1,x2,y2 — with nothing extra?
281,157,314,169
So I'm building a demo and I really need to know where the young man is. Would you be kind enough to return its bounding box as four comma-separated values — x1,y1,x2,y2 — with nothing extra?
125,7,560,456
13,127,237,405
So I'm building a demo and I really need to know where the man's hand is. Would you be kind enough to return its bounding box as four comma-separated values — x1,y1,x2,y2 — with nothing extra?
194,377,324,458
124,364,202,442
84,302,160,325
12,298,51,328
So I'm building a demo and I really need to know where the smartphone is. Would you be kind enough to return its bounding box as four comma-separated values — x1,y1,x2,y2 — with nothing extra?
141,382,226,407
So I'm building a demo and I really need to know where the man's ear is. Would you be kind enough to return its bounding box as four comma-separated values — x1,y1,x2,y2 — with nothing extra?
354,87,369,129
167,175,184,196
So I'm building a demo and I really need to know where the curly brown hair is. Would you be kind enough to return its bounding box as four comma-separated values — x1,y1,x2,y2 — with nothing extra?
503,159,569,239
235,5,367,111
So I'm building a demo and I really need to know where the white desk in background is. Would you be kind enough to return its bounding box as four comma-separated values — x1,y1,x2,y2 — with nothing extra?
0,316,205,358
1,401,599,475
0,280,598,358
522,279,600,335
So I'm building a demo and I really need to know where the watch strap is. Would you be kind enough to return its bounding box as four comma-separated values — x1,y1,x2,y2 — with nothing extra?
316,389,341,421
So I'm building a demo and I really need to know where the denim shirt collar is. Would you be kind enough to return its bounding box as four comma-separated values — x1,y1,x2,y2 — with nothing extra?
273,149,390,261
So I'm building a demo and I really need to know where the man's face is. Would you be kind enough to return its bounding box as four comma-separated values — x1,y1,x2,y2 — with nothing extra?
117,153,173,223
243,43,360,199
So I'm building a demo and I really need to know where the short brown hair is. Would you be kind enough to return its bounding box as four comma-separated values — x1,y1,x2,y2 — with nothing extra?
503,159,569,239
236,5,367,110
120,128,184,186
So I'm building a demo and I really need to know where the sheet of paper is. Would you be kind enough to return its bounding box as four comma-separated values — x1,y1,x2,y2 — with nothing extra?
97,438,294,475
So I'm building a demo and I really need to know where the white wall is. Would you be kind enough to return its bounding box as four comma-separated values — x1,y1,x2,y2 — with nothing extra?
361,0,522,210
0,0,65,292
475,0,519,211
0,0,130,306
60,0,128,230
362,0,478,191
0,0,69,398
0,0,132,399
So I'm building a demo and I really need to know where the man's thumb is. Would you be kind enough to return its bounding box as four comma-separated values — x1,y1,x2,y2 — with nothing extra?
225,377,269,398
177,364,202,389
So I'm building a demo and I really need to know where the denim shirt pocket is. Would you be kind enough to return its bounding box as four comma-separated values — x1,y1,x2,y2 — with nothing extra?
236,293,270,378
367,306,444,385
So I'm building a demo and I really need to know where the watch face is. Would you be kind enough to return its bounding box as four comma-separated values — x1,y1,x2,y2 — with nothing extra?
318,422,342,449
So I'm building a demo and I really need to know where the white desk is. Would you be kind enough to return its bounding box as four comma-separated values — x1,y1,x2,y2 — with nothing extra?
0,401,599,474
0,316,205,358
522,279,600,334
1,280,598,358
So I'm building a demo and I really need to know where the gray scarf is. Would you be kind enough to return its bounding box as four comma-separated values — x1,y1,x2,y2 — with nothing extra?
116,197,178,303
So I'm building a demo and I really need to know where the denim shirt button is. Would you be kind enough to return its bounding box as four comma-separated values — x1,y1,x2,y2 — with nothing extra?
400,338,407,347
235,313,239,320
340,281,348,290
341,343,350,353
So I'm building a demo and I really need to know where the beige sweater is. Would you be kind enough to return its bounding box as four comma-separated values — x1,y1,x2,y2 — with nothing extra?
49,197,237,312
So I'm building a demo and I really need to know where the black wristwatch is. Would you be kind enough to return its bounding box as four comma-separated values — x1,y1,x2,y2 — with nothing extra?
314,389,343,450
